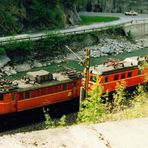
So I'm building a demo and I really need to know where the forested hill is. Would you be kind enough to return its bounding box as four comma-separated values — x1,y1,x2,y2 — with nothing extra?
0,0,86,36
1,0,148,36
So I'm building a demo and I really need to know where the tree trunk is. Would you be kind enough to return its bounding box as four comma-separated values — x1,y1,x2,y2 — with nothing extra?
86,0,92,12
73,4,81,21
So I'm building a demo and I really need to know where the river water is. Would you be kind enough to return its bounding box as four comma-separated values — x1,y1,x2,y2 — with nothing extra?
7,47,148,80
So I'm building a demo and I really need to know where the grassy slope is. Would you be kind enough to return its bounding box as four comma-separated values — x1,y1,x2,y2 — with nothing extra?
80,16,119,25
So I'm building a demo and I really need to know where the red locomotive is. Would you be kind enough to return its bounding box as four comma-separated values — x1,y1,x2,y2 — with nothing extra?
0,70,82,115
0,54,147,115
82,56,148,94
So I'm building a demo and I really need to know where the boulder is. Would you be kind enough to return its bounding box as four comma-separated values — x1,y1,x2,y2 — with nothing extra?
33,61,43,68
0,54,10,68
14,63,31,72
100,47,115,54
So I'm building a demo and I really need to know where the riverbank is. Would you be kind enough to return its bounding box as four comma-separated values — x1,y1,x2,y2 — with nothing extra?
0,34,148,80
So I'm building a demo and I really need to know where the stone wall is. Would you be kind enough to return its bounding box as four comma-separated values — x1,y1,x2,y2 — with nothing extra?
81,0,148,13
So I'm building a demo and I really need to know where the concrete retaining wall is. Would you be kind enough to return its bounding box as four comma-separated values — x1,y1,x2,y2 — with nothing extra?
123,19,148,37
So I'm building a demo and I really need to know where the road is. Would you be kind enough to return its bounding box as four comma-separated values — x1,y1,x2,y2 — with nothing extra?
0,117,148,148
0,12,148,44
93,117,148,148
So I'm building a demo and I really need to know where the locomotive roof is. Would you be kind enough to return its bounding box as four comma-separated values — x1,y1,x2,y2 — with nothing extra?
26,70,49,77
0,70,82,93
90,56,147,75
17,79,73,92
17,71,81,92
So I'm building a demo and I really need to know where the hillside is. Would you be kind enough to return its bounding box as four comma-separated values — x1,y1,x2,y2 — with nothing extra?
0,0,84,36
81,0,148,13
1,0,148,36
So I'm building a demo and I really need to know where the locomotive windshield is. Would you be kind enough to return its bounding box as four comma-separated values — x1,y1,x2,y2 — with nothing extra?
0,93,3,100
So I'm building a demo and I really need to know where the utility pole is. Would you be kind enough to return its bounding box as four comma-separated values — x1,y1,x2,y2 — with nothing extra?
84,48,91,98
65,45,91,99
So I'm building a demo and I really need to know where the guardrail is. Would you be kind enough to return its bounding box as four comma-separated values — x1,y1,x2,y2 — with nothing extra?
0,19,148,46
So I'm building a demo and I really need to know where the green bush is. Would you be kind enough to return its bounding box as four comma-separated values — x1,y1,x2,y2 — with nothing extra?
78,77,106,123
43,108,67,128
111,81,127,112
0,48,5,55
126,31,134,41
4,40,34,62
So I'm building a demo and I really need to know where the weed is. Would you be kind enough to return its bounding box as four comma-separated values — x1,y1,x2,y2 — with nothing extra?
78,77,106,123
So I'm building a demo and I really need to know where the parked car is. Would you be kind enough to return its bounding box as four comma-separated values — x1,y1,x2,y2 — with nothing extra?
124,11,138,16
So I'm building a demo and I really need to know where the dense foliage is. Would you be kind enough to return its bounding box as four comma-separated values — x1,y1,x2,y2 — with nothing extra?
1,28,125,63
0,0,87,36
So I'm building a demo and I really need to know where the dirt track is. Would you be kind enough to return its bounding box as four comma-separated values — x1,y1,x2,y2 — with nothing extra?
0,117,148,148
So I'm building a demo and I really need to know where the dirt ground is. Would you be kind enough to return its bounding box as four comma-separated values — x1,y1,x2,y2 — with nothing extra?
0,117,148,148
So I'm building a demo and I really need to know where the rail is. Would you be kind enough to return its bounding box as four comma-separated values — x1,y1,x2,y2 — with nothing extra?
0,19,148,46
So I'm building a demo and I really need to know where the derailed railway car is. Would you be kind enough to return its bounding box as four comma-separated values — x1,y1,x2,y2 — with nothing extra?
0,70,82,115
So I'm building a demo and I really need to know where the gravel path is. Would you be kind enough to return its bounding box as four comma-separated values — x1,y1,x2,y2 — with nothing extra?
0,117,148,148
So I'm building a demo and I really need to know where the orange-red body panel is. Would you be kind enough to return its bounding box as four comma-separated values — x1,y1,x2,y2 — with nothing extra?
0,79,81,115
83,67,147,93
17,89,73,112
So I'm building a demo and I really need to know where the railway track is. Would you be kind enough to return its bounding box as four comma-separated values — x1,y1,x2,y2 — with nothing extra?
0,108,45,135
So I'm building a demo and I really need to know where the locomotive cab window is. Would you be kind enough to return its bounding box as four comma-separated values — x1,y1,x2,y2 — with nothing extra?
12,93,15,100
25,91,30,99
121,73,125,79
104,76,108,83
19,92,24,99
90,76,97,82
127,72,132,77
0,93,3,100
114,74,119,80
73,82,76,87
63,84,67,90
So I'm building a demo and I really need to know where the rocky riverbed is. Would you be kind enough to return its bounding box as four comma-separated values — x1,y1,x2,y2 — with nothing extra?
0,37,148,78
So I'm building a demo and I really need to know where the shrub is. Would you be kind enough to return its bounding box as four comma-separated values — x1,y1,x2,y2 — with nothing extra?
139,61,148,83
105,80,128,113
78,77,106,123
132,85,148,106
43,108,67,128
0,48,5,55
43,108,55,129
126,31,134,41
111,81,127,112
